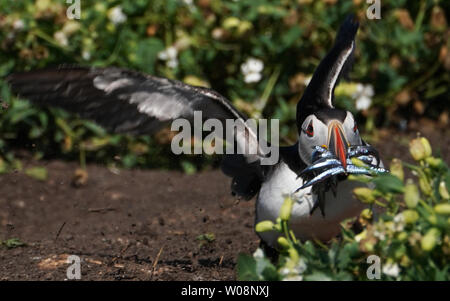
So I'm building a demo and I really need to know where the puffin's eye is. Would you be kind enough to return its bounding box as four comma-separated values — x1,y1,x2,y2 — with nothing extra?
305,121,314,137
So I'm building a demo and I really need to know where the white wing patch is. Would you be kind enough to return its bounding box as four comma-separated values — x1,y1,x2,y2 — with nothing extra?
93,76,135,93
325,41,354,108
129,91,188,121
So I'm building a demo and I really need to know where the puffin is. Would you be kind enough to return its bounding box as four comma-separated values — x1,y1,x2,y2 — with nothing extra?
5,15,385,248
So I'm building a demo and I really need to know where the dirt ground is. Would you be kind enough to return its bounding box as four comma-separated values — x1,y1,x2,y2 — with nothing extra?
0,124,449,281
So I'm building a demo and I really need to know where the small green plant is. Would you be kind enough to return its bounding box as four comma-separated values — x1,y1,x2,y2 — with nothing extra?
238,136,450,280
1,238,26,249
196,233,216,247
24,166,48,181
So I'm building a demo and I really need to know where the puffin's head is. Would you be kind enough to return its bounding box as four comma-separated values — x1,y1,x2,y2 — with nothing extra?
298,108,362,168
296,15,365,170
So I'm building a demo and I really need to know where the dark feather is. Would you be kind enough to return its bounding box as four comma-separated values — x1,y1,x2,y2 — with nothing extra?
296,14,359,128
6,65,269,199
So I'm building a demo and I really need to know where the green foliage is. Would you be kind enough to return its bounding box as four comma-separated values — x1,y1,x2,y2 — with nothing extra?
196,232,216,247
1,238,26,249
0,1,448,170
25,166,48,181
239,136,450,281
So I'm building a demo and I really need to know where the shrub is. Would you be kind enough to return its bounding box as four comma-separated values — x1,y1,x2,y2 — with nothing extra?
239,137,450,280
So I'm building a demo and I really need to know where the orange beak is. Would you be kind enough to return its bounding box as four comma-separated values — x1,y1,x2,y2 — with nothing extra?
328,123,348,171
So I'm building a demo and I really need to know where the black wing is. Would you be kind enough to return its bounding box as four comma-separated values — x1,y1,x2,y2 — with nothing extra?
6,65,270,199
296,15,359,126
7,66,244,132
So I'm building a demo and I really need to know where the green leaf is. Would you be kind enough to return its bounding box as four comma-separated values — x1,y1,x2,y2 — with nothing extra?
135,38,165,74
29,127,44,139
281,26,303,48
373,174,405,194
2,238,25,249
237,254,259,281
304,271,333,281
196,233,215,243
255,257,278,281
80,120,107,136
336,243,360,269
181,161,197,175
25,167,48,181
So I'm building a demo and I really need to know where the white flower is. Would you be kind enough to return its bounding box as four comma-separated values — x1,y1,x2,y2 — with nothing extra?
352,83,374,111
54,31,68,47
293,258,307,274
244,72,262,83
62,21,81,36
108,6,127,25
241,58,263,74
13,19,25,31
382,262,400,278
373,229,386,240
82,50,91,61
393,213,405,232
241,58,264,84
158,46,177,60
166,58,179,69
158,46,179,69
252,248,264,260
182,0,194,5
354,230,367,242
283,275,303,281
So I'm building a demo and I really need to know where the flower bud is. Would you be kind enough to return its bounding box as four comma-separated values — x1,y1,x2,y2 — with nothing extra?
279,197,294,221
397,231,408,242
421,228,441,252
402,209,419,224
434,203,450,216
255,220,275,233
439,181,450,200
223,17,240,29
62,20,80,36
420,137,432,157
400,255,411,267
425,157,443,168
428,215,438,225
419,177,432,196
409,137,432,161
363,240,375,253
277,237,290,249
237,21,253,36
390,159,404,182
288,248,299,262
36,0,51,11
360,208,373,220
404,179,419,208
353,187,375,204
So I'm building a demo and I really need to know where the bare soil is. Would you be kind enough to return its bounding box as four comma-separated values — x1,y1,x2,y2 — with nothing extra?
0,125,449,280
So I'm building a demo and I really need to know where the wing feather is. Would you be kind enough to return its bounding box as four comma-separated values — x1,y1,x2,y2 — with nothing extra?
6,65,271,199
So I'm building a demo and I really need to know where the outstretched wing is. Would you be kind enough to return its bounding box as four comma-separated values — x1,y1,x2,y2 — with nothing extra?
296,15,359,127
6,65,270,199
7,66,246,133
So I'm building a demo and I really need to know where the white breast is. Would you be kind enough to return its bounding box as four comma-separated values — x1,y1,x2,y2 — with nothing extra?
256,162,365,246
